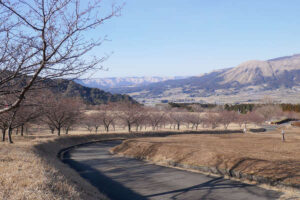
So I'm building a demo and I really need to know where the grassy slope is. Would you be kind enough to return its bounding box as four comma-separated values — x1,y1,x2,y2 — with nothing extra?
112,128,300,189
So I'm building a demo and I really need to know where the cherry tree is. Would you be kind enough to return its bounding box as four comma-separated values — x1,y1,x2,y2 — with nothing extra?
184,112,203,130
0,0,122,114
117,102,144,132
147,108,166,131
42,94,82,136
219,110,238,129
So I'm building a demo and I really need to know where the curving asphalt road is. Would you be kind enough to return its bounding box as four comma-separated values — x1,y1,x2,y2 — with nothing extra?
62,140,282,200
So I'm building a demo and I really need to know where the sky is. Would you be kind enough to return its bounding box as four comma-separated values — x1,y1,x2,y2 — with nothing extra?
89,0,300,78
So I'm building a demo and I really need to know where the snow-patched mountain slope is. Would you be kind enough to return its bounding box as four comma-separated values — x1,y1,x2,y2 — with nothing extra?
75,54,300,104
100,54,300,103
75,76,187,89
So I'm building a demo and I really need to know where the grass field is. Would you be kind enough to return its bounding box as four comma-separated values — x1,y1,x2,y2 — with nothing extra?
0,134,111,200
112,126,300,195
1,125,299,199
0,130,205,200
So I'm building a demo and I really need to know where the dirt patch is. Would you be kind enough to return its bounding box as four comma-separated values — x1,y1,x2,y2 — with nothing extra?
112,128,300,190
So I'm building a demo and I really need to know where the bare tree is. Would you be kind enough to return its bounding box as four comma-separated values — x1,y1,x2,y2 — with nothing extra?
239,111,264,130
169,108,185,130
82,114,95,133
204,112,221,129
256,104,282,122
134,111,148,132
219,110,238,130
0,0,122,114
97,103,117,132
42,94,82,136
184,112,202,130
47,123,55,134
86,112,102,133
13,104,42,137
117,102,143,132
147,108,166,131
0,91,42,143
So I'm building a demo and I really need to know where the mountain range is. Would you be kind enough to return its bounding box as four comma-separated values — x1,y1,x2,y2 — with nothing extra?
76,54,300,104
75,76,187,90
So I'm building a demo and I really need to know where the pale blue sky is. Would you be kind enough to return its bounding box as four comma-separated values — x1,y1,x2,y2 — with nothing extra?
90,0,300,78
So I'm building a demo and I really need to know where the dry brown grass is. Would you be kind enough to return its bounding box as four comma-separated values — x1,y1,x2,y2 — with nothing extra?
0,135,111,200
0,125,288,200
0,130,202,200
112,126,300,189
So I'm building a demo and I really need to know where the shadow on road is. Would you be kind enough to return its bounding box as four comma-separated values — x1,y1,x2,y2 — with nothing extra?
62,141,282,200
63,150,147,200
146,177,279,200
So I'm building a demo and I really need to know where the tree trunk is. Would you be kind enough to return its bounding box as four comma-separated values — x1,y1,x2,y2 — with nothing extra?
8,127,13,144
177,123,180,130
15,128,19,135
65,128,69,134
128,123,131,132
21,125,24,136
57,127,61,136
2,129,6,142
95,127,98,134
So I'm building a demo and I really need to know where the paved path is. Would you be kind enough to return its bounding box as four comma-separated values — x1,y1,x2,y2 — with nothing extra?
62,140,282,200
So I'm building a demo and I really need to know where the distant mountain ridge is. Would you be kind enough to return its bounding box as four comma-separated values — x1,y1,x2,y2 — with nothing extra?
84,54,300,104
75,76,187,90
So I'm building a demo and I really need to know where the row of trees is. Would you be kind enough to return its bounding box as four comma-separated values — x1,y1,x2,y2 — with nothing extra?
81,103,288,133
0,0,123,143
0,91,83,143
2,90,295,143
